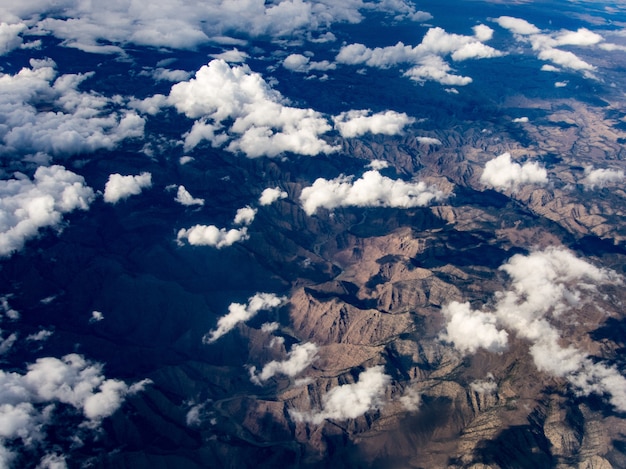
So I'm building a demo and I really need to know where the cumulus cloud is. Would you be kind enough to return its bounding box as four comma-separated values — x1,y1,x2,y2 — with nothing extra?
416,136,442,145
299,169,445,215
480,152,548,192
249,342,318,385
336,24,502,86
0,59,144,157
0,165,95,257
442,247,626,412
512,117,529,123
174,185,204,206
581,166,625,189
283,53,336,73
470,374,498,395
177,225,248,248
399,387,421,411
259,187,288,206
203,293,285,343
0,22,26,55
333,110,415,138
167,60,338,157
441,301,508,354
0,353,149,463
103,172,152,204
290,366,390,424
233,206,257,226
366,159,389,170
209,48,249,63
495,17,602,75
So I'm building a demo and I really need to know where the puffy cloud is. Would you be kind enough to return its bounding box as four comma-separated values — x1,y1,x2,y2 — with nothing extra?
0,22,26,55
177,225,249,248
210,48,250,63
103,172,152,204
149,68,192,82
0,353,149,463
290,366,390,424
442,247,626,412
581,166,625,189
89,311,104,323
174,185,204,206
333,110,415,138
440,301,508,354
416,136,442,145
0,165,95,257
470,374,498,395
203,293,285,343
0,60,144,156
249,342,318,384
283,53,336,73
399,387,421,411
512,117,529,123
366,159,389,170
299,169,445,215
480,152,548,192
336,25,502,86
494,16,540,36
233,206,257,226
259,187,288,206
167,60,338,158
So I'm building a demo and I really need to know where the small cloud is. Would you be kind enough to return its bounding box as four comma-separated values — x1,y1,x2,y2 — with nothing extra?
261,322,280,333
259,187,288,206
333,110,415,138
555,81,568,87
399,387,421,411
233,206,257,226
470,374,498,395
416,136,442,145
541,64,560,72
440,301,508,354
366,159,389,170
512,117,529,123
249,342,318,385
581,166,625,189
177,225,249,248
203,293,285,343
103,172,152,204
26,330,53,342
480,152,548,192
174,185,204,206
210,48,249,63
89,311,104,323
179,156,194,165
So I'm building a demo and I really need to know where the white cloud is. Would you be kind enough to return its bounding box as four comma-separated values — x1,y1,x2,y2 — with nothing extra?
399,387,421,411
441,301,508,354
480,152,548,192
0,59,144,156
299,169,445,215
581,166,625,189
404,55,472,86
259,187,288,206
203,293,285,343
261,322,280,333
89,311,104,323
333,110,415,138
366,159,389,170
0,22,26,55
470,374,498,395
209,48,249,63
167,60,338,158
36,453,67,469
174,185,204,206
0,165,95,257
494,16,540,36
233,206,257,226
416,136,442,145
177,225,249,248
26,330,53,342
512,116,529,123
103,172,152,204
249,342,318,384
283,53,336,73
149,68,192,82
290,366,390,424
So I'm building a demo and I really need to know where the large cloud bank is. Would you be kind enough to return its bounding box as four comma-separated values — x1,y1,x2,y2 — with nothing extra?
290,366,390,424
0,59,144,157
441,248,626,411
0,353,149,467
480,152,548,192
0,165,95,257
336,25,503,86
300,169,445,215
203,293,285,343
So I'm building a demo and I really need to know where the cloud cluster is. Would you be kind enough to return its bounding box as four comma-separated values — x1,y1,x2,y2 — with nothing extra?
249,342,318,385
0,0,427,53
0,165,95,257
259,187,288,206
441,247,626,412
0,59,144,157
336,25,503,86
177,203,257,248
103,172,152,204
203,293,285,343
495,16,613,76
0,353,149,466
166,59,338,158
581,166,625,189
333,110,415,138
299,169,445,215
290,366,390,424
480,152,548,192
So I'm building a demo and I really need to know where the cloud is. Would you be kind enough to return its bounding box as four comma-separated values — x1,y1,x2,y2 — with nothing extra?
470,374,498,395
0,22,26,55
167,60,338,157
299,169,446,215
416,136,442,145
148,68,192,82
177,225,249,248
512,116,529,123
174,185,204,206
259,187,288,206
442,247,626,412
333,110,415,138
0,353,150,463
480,152,548,192
336,24,502,86
440,301,508,354
282,53,336,73
233,206,257,226
399,387,421,411
0,165,95,257
494,16,540,36
366,159,389,170
103,172,152,204
89,311,104,323
209,48,249,63
0,59,144,157
581,166,625,189
249,342,318,384
290,366,390,424
203,293,285,343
